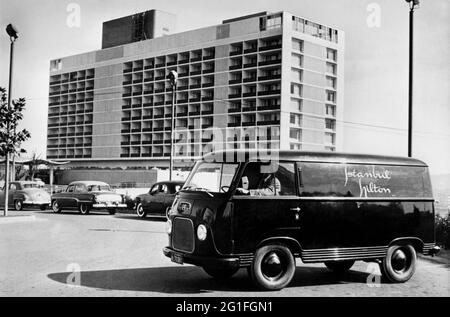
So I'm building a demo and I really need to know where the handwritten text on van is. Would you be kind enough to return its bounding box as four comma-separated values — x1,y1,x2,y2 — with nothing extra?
344,166,392,197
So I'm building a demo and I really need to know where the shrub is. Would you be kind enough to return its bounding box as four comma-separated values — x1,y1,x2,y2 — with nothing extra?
435,212,450,250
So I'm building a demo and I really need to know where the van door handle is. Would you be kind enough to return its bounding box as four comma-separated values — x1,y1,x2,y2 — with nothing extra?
290,207,301,212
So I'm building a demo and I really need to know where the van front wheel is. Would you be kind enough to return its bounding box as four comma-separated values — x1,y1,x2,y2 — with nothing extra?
381,244,416,283
250,244,295,291
324,260,355,273
203,266,239,280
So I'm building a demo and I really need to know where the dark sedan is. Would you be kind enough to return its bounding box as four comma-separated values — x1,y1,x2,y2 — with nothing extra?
51,181,127,215
135,181,184,218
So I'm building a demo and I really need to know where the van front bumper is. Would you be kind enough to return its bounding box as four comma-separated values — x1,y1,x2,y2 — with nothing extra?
163,247,243,269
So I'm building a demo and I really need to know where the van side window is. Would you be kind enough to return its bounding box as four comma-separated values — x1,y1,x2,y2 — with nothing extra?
275,163,297,196
237,162,296,196
300,163,431,198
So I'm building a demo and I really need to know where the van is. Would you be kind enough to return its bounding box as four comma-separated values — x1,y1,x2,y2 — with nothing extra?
163,150,440,290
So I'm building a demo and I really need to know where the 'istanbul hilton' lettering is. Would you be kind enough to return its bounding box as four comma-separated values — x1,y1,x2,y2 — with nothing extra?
344,166,392,198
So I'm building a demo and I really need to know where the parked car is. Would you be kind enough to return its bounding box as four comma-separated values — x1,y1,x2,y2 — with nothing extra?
164,150,440,290
51,181,127,215
135,181,184,218
0,181,51,211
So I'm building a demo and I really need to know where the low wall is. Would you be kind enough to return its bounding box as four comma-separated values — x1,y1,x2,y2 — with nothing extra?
54,169,158,187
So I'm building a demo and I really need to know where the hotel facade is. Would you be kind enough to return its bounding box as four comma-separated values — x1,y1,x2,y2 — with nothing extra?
46,10,344,181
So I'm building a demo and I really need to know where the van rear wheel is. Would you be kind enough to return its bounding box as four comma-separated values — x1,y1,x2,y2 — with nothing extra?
380,244,416,283
203,266,239,280
324,260,355,273
250,244,295,291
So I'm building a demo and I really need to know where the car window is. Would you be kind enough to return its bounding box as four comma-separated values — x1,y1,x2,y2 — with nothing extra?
66,185,75,193
161,184,169,194
75,184,86,193
9,183,17,191
150,185,159,194
174,185,182,193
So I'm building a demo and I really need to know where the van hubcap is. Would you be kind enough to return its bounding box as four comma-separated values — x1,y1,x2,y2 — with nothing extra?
392,249,408,272
262,252,285,280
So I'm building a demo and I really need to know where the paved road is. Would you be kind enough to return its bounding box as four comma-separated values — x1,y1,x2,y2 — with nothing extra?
0,210,448,297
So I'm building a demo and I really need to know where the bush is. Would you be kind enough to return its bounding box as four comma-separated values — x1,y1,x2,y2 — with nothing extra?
435,212,450,250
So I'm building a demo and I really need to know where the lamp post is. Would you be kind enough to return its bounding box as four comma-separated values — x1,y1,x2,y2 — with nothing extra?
167,70,178,181
3,24,19,216
405,0,419,158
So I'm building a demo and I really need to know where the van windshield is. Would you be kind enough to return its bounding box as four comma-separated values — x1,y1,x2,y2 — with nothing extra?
183,162,239,194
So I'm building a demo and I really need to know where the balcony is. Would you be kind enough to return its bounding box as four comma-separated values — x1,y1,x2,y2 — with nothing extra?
242,106,256,112
242,121,256,127
144,77,153,82
202,68,215,74
167,61,177,67
201,110,214,115
259,44,282,51
178,85,188,91
131,116,142,121
243,77,257,83
202,82,214,88
230,50,242,56
229,79,242,85
134,67,143,72
189,97,201,103
154,89,165,94
131,128,141,133
130,141,141,145
258,90,281,96
154,76,166,81
120,154,130,158
258,105,280,111
257,120,280,126
142,127,152,132
244,47,258,54
190,57,202,63
132,91,142,96
142,115,152,120
130,153,141,158
258,59,282,67
242,92,257,98
190,70,202,76
179,72,189,78
229,64,242,71
178,59,189,65
121,129,131,134
228,93,242,99
228,122,241,127
258,74,281,81
122,104,132,110
228,107,241,113
123,93,132,98
143,103,152,108
133,79,143,84
178,99,188,104
189,84,201,90
188,111,201,116
243,62,257,68
202,96,213,102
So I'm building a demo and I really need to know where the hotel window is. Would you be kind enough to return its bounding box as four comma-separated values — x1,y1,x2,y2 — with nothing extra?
292,38,303,52
292,17,305,33
325,119,336,131
291,83,302,97
290,98,302,112
326,48,337,62
291,68,303,82
326,62,336,75
291,53,303,68
325,132,335,145
289,128,302,141
326,90,336,103
290,114,302,126
290,114,296,124
326,76,336,89
325,104,336,116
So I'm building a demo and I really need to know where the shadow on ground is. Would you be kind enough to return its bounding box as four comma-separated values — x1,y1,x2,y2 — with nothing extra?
47,265,373,294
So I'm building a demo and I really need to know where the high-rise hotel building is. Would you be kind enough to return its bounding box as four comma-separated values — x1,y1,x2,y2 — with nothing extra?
47,10,344,170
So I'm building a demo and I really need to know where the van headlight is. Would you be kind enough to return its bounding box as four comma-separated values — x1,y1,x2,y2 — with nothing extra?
166,219,172,234
197,224,207,241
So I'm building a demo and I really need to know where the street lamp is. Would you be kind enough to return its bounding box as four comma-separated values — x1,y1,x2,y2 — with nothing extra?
405,0,419,158
3,24,18,216
167,70,178,181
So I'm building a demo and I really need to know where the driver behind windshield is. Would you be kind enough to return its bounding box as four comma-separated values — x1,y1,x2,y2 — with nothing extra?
236,163,281,196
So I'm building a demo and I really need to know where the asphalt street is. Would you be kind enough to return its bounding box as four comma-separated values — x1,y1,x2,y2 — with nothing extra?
0,209,448,297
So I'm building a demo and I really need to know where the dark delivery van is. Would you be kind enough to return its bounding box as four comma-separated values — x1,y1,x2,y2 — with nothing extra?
163,150,440,290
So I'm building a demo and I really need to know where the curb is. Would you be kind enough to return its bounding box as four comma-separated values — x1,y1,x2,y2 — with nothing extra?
0,215,36,224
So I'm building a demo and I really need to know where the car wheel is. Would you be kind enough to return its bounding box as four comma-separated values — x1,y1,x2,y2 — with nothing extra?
380,244,417,283
14,200,23,211
78,203,91,215
249,244,296,291
136,203,147,218
108,209,116,215
165,207,171,219
40,204,47,211
203,266,239,281
324,260,355,274
52,200,62,213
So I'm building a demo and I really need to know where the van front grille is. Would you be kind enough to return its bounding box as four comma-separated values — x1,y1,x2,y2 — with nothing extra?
172,218,194,253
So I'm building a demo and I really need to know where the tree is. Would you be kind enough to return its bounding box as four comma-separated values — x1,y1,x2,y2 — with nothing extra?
0,87,31,215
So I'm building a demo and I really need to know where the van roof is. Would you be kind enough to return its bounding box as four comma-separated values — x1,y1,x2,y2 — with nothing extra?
202,150,428,167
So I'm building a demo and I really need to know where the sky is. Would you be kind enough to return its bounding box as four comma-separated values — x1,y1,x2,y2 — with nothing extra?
0,0,449,175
